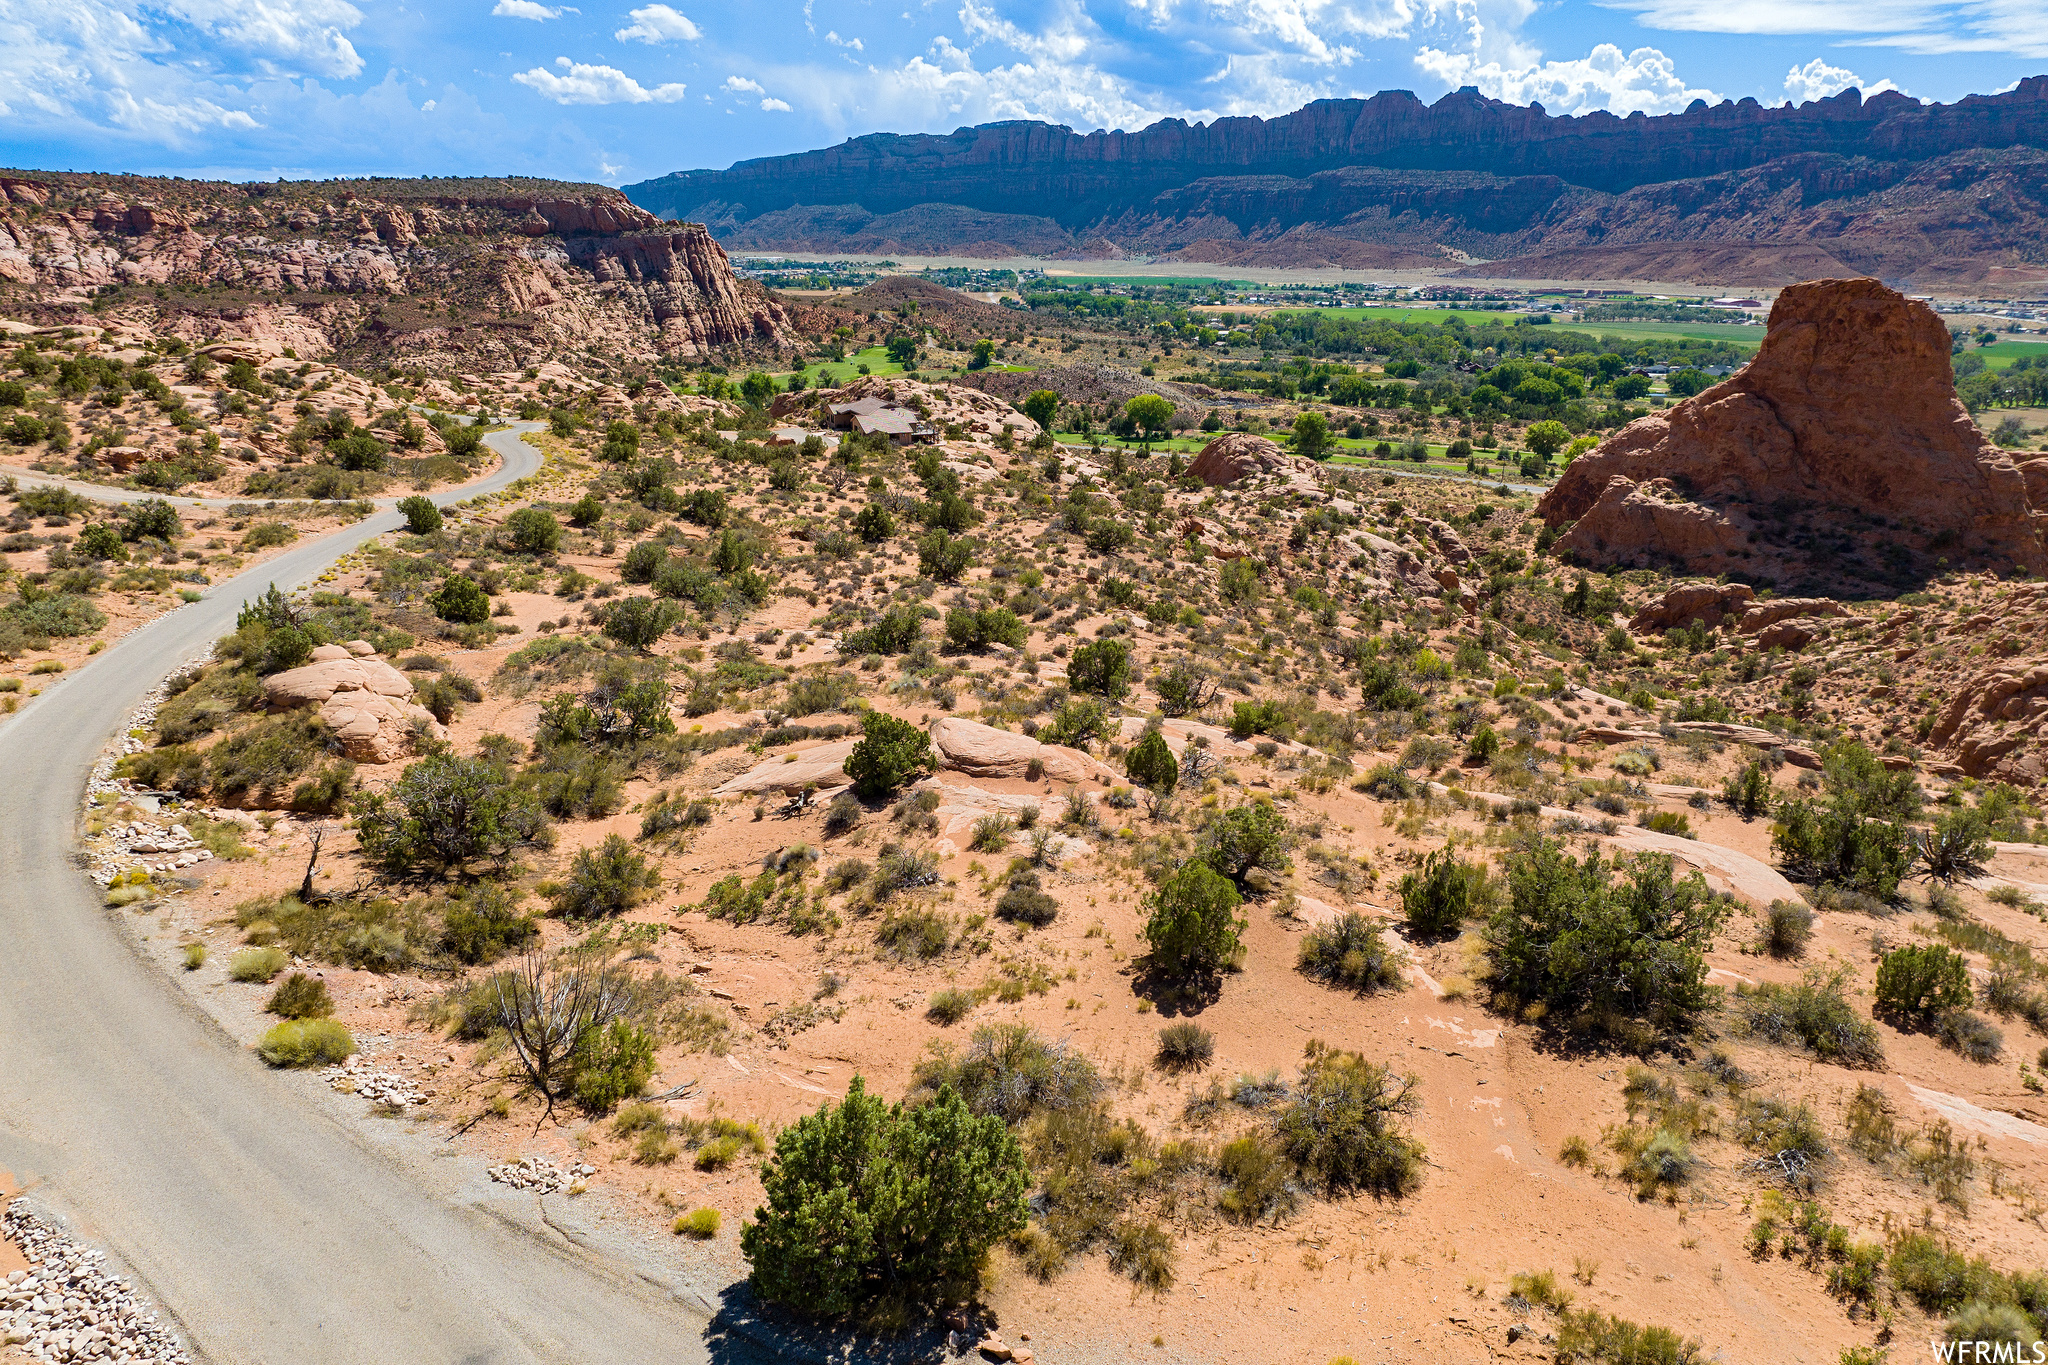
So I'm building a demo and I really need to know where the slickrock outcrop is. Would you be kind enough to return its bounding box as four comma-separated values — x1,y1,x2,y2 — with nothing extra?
771,375,1040,444
262,642,445,764
1539,278,2048,589
929,718,1116,784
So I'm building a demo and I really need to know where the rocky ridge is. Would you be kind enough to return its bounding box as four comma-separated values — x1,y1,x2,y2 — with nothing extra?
627,82,2048,282
0,173,796,371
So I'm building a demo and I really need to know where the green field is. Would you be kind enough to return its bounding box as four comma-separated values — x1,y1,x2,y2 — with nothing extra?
1261,306,1767,352
1261,306,1518,326
1968,340,2048,371
1044,276,1253,290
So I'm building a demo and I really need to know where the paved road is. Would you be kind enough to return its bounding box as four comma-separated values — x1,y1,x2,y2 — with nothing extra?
0,425,738,1363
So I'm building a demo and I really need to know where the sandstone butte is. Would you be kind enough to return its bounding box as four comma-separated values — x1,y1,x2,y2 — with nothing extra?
1537,277,2048,590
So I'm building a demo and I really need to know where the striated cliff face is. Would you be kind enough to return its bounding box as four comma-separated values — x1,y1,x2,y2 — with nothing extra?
0,172,796,370
627,80,2048,282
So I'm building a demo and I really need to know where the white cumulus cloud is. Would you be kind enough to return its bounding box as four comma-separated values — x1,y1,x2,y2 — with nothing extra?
760,96,792,110
167,0,367,78
614,4,701,42
491,1,575,20
722,74,765,93
513,57,687,103
1783,57,1899,100
826,30,864,49
1414,41,1718,114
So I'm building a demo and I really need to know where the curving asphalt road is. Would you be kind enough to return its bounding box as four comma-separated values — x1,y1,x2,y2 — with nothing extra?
0,425,739,1363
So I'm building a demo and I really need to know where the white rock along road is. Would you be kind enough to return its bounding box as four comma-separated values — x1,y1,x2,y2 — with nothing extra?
0,426,737,1363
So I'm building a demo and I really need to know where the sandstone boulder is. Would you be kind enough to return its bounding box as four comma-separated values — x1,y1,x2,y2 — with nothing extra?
1186,432,1315,487
1539,279,2048,587
1630,582,1756,633
929,717,1117,784
262,654,444,763
713,739,860,796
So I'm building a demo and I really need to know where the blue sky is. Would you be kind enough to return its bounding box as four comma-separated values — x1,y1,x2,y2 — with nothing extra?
0,0,2038,186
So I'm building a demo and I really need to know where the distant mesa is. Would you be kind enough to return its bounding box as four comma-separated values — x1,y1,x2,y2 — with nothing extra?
624,79,2048,284
1536,277,2048,593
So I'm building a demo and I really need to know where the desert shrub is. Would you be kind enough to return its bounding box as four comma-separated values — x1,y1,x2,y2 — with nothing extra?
571,1019,656,1113
1201,800,1292,885
674,1208,722,1239
1723,760,1772,818
504,506,562,554
915,528,972,581
75,522,127,560
852,501,894,542
1760,899,1814,958
927,989,976,1025
1890,1233,1999,1315
875,845,940,895
1399,847,1490,940
229,946,288,982
1483,838,1726,1039
1297,912,1403,992
741,1077,1030,1319
121,498,182,541
1155,1022,1214,1071
3,592,106,640
267,972,334,1019
1734,1095,1829,1165
1143,861,1245,979
1934,1010,2004,1063
1067,638,1133,699
429,573,491,624
876,907,949,959
943,605,1026,651
1356,763,1418,800
351,752,549,873
822,791,862,837
1039,696,1111,749
439,885,538,964
1920,806,1992,883
1123,728,1179,794
1555,1310,1704,1364
1509,1269,1574,1313
1876,944,1972,1020
181,943,206,971
413,671,482,724
602,596,683,651
1731,971,1885,1067
397,495,442,534
968,813,1014,853
995,869,1059,926
1108,1220,1176,1292
844,709,934,798
549,833,659,918
1274,1040,1423,1196
1771,742,1918,900
1217,1135,1294,1225
1944,1301,2043,1354
256,1019,356,1067
1616,1126,1698,1198
912,1023,1103,1123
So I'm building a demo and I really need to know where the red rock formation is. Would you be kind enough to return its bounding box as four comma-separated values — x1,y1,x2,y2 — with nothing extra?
1537,278,2048,588
1187,432,1313,486
0,174,795,368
